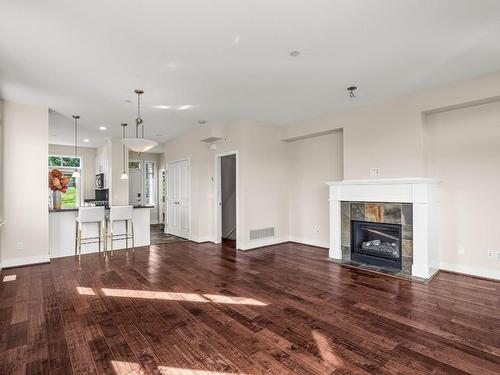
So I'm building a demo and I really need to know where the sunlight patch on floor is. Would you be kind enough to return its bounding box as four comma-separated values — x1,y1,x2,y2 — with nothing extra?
76,286,96,295
3,275,16,282
77,287,267,306
312,330,344,368
158,366,246,375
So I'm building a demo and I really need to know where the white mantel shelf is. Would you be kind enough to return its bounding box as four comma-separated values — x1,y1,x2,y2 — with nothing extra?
326,178,440,186
326,177,440,280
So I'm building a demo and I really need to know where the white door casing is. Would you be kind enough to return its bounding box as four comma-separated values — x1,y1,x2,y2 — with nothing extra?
167,159,190,238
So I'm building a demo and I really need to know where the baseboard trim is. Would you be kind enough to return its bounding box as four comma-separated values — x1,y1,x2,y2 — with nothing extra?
189,236,213,244
288,237,329,249
439,262,500,281
238,237,289,251
0,254,51,269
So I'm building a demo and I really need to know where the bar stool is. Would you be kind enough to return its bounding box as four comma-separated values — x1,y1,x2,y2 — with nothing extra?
75,206,106,262
107,205,135,255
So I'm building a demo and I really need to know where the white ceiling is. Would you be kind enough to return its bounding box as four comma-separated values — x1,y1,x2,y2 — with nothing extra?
2,0,500,150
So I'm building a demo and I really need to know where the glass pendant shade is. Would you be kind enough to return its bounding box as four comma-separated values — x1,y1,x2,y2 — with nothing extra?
72,170,81,178
122,137,158,153
120,172,129,180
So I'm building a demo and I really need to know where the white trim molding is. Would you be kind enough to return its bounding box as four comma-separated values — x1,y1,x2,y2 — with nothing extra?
440,262,500,281
0,254,50,269
326,178,441,279
238,237,288,251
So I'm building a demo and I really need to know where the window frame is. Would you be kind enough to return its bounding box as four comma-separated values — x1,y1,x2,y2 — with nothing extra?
48,154,83,208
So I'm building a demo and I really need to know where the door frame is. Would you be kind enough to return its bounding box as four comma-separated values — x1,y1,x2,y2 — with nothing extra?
166,158,191,238
214,151,239,248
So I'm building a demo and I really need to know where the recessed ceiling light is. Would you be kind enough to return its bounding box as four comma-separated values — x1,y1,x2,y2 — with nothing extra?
198,120,207,124
124,99,132,103
83,139,90,143
177,105,193,110
233,35,241,44
290,50,300,57
153,105,171,109
99,126,107,130
155,134,163,137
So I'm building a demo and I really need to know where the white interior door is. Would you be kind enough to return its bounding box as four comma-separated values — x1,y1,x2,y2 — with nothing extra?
167,160,190,238
129,167,142,206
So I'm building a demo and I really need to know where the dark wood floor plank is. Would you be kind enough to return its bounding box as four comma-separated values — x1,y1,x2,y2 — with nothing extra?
1,242,499,375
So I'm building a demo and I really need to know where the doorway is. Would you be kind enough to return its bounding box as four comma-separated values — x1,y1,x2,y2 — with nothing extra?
215,152,238,249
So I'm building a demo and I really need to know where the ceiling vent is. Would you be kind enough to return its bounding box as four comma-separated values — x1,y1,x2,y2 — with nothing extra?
200,136,223,143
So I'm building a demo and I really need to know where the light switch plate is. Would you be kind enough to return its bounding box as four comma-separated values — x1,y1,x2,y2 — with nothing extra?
370,168,380,177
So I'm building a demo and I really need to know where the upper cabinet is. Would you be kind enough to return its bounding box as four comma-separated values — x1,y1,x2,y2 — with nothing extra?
95,148,109,189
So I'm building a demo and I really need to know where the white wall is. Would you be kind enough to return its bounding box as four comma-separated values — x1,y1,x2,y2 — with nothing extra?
49,144,97,199
287,131,344,248
425,100,500,279
1,101,49,268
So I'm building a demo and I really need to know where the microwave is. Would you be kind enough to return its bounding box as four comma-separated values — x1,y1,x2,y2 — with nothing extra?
95,173,105,189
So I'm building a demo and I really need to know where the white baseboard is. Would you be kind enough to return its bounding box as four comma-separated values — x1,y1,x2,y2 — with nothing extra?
288,237,329,249
0,254,50,269
239,237,289,251
439,262,500,281
189,235,213,243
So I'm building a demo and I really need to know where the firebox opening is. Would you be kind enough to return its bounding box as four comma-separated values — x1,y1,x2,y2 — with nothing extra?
351,220,402,270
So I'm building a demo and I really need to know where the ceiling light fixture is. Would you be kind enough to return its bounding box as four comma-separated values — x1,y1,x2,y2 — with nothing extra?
347,86,357,98
99,126,107,130
290,50,300,57
120,123,129,180
83,138,90,143
122,89,158,153
153,105,171,109
71,115,81,178
198,120,206,125
177,105,192,110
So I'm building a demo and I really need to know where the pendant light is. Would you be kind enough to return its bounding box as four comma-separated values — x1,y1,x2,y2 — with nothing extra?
122,89,158,153
71,115,81,178
120,123,129,180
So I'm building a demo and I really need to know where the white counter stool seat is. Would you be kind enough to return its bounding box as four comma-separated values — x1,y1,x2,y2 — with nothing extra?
75,206,106,262
107,205,135,255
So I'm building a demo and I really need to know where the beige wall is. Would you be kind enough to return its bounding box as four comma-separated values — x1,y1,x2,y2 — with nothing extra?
49,144,97,199
164,121,289,247
284,70,500,180
424,100,500,279
1,101,49,267
110,138,129,205
287,132,344,247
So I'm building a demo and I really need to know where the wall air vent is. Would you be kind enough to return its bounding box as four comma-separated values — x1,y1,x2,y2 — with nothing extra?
249,227,275,241
200,137,222,143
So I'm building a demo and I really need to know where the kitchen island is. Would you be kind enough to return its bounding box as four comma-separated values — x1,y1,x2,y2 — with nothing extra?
49,206,151,258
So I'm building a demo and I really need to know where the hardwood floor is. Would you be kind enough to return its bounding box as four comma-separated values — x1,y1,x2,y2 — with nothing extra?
0,242,499,375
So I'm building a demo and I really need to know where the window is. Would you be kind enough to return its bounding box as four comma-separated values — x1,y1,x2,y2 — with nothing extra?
144,161,155,206
48,155,81,209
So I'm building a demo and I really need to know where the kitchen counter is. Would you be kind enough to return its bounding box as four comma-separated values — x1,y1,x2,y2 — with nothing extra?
49,206,151,258
49,205,155,212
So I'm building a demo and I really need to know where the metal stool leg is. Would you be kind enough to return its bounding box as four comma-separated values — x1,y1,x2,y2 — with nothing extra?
77,223,82,263
131,220,135,254
125,220,129,252
98,222,101,254
101,221,107,257
74,221,78,258
110,220,114,256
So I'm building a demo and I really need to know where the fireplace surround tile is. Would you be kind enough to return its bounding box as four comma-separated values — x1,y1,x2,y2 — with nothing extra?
381,203,402,224
365,203,382,222
340,201,414,280
350,203,365,221
402,204,413,225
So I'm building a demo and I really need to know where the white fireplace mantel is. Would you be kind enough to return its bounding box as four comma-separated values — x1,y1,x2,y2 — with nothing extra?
326,178,440,279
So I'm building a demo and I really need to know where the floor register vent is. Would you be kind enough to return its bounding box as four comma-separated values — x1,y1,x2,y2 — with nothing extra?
249,227,275,241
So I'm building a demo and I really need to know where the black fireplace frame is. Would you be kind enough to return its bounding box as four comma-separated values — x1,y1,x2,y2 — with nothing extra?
350,220,402,270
